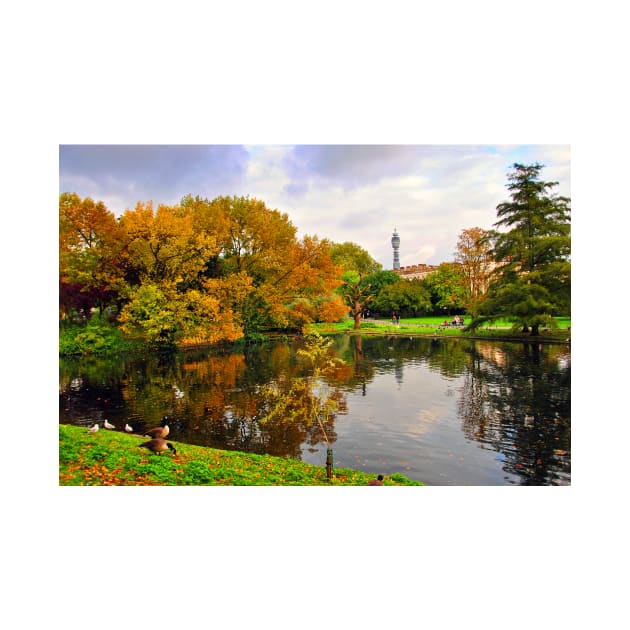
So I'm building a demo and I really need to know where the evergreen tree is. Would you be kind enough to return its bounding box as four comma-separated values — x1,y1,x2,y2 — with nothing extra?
471,163,571,335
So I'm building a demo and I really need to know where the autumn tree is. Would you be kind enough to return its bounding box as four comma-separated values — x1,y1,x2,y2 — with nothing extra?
275,234,344,331
454,227,494,313
118,200,220,286
470,163,571,335
61,192,345,346
207,196,343,334
59,193,126,317
180,194,231,285
116,199,243,344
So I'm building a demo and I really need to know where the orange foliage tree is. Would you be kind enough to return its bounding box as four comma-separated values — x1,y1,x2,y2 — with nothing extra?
60,192,346,345
454,227,495,312
59,192,126,317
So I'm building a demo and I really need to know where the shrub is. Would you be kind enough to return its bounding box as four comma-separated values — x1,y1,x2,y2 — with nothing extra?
59,315,139,355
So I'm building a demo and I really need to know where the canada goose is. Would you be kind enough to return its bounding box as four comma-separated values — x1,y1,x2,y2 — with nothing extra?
124,423,133,433
87,423,99,434
367,474,384,486
144,416,170,439
139,438,177,456
104,419,115,430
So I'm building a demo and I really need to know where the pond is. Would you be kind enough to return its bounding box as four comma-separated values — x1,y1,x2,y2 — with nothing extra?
59,335,571,485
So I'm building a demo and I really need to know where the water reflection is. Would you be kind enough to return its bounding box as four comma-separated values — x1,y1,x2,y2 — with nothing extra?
459,341,570,485
59,336,570,485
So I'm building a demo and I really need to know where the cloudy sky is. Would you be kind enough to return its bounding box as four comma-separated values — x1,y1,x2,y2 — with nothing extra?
59,144,570,268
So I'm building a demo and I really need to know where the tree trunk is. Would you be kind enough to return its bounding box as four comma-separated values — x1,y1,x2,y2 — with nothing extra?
530,323,539,336
353,298,362,329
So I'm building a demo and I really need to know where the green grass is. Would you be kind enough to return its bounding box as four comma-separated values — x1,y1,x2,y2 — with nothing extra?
59,424,424,486
400,315,571,328
309,316,570,340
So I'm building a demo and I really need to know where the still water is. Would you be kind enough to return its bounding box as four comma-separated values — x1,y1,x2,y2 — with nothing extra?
59,335,571,485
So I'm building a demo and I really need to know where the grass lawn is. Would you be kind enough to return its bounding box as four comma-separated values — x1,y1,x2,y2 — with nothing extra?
59,424,423,486
309,315,570,338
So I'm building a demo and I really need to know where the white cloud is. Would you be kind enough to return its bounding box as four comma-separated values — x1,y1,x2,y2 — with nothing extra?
59,144,571,269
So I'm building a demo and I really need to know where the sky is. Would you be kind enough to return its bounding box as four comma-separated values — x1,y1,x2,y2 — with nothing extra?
59,144,570,268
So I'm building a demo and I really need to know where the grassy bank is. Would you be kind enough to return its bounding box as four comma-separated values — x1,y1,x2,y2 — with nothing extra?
59,424,423,486
309,316,571,342
60,314,571,357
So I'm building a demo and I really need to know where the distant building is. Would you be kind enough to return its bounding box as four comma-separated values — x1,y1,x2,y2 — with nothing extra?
390,227,438,279
392,263,439,280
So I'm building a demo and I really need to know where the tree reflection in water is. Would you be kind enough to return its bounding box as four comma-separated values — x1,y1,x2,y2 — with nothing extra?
458,341,570,485
60,335,570,485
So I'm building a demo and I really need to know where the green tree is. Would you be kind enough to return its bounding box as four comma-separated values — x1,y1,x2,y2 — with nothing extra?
362,270,399,307
371,279,432,317
330,242,382,329
118,283,180,346
424,263,467,315
471,163,571,335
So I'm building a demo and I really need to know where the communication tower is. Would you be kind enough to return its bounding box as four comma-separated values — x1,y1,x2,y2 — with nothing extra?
391,228,400,270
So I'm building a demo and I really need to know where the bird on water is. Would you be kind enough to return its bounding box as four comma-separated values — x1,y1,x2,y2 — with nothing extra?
144,416,170,439
139,438,177,456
